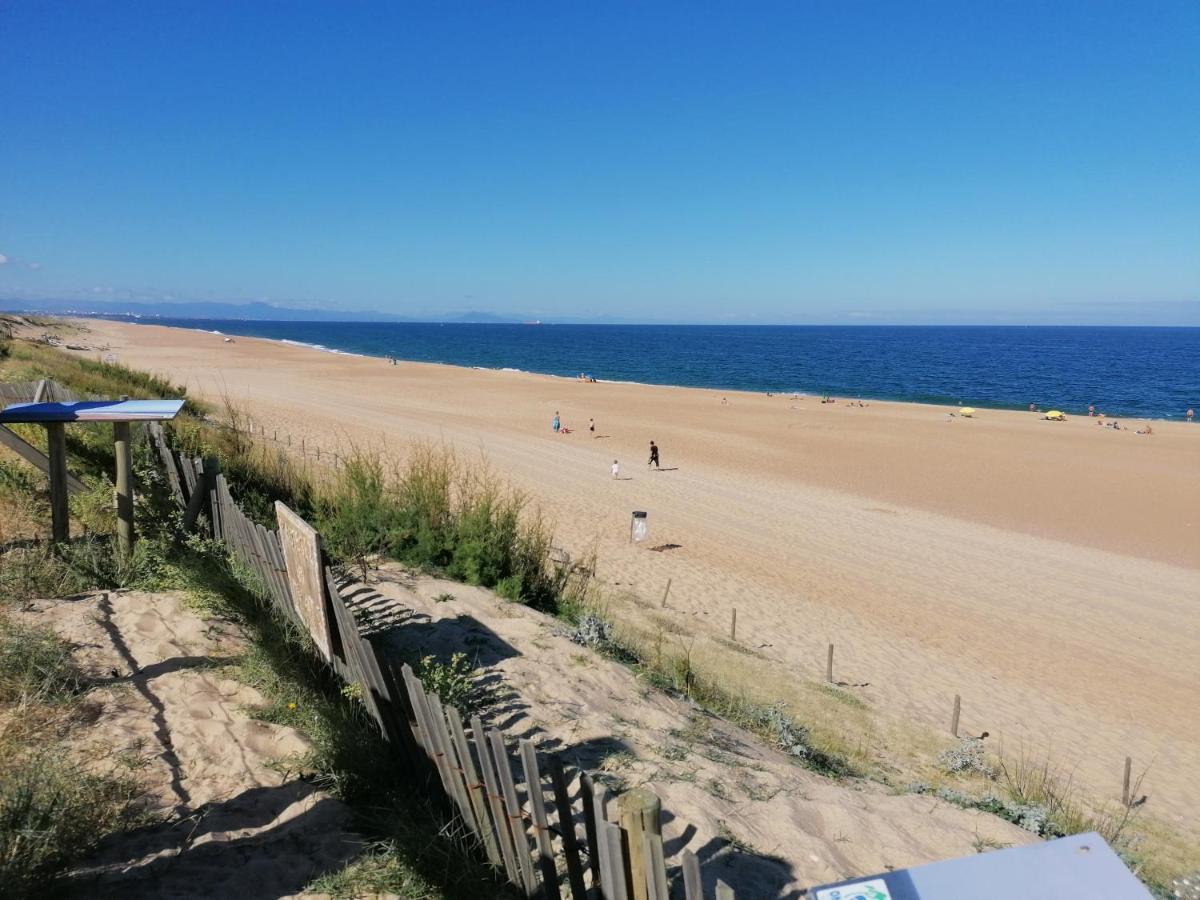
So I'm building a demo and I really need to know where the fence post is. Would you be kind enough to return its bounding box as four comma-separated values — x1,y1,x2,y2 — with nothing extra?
826,643,835,683
618,788,661,900
45,422,70,543
660,578,671,608
1122,756,1133,806
951,694,962,738
113,421,134,556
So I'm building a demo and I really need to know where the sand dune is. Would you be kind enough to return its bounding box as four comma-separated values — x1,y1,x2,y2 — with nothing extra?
62,318,1200,839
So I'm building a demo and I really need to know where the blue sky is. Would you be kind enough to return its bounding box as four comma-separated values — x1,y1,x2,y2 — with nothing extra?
1,1,1197,324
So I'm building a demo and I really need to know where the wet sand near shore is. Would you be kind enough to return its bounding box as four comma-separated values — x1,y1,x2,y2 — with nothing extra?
58,318,1200,834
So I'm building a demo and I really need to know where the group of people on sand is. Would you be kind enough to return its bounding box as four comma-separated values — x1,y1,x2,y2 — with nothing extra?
551,411,663,478
552,410,601,437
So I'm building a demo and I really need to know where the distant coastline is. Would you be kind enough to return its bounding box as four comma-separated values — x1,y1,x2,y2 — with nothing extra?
106,316,1198,421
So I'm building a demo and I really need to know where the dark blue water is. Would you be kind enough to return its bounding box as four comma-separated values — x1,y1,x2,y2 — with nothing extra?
137,319,1197,420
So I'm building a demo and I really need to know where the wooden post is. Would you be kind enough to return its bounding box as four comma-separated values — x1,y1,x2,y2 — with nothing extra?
301,438,306,456
951,694,962,738
1122,756,1132,806
45,422,70,543
618,788,661,900
660,578,671,608
826,643,834,683
113,421,134,555
287,433,292,446
730,608,737,641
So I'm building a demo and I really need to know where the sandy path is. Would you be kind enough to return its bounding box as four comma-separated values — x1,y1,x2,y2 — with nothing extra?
59,319,1200,835
15,589,363,899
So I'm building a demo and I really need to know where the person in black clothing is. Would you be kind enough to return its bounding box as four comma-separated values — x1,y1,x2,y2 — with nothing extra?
648,440,660,468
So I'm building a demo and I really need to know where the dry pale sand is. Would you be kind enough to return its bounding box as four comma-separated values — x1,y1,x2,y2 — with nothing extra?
61,319,1200,838
356,563,1037,895
14,589,365,899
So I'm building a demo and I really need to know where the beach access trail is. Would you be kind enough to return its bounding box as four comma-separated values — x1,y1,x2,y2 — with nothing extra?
65,319,1200,838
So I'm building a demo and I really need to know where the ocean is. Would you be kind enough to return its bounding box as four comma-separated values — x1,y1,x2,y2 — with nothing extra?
133,320,1196,420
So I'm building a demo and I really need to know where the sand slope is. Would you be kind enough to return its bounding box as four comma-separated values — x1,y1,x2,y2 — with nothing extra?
57,320,1200,836
356,563,1035,895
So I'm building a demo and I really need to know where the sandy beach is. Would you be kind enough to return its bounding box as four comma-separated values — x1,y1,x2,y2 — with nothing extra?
59,318,1200,838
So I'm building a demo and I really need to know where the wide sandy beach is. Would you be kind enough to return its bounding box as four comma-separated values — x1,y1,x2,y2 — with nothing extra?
63,318,1200,835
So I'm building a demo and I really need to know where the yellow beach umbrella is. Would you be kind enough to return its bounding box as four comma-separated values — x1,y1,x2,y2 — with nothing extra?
959,407,976,417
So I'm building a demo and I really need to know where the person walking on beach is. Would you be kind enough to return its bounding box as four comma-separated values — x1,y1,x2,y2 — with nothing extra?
589,417,595,437
552,411,560,433
648,440,660,469
1188,408,1195,423
611,459,620,479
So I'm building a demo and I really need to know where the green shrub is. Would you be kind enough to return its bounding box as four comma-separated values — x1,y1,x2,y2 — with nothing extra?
416,653,495,719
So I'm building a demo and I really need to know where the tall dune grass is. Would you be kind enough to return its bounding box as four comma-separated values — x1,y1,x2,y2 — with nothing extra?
318,443,564,609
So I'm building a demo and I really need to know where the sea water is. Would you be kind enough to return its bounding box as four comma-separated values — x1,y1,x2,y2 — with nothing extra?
132,320,1197,420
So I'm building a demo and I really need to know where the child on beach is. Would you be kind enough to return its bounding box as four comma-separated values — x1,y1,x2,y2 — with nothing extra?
648,440,660,468
552,412,560,433
611,460,620,479
589,417,595,436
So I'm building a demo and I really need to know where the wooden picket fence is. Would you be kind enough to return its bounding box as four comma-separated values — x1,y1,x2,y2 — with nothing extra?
145,422,738,900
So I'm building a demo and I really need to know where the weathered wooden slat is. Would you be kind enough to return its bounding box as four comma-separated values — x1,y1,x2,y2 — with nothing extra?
326,576,386,734
404,665,457,791
179,449,197,496
681,850,703,900
519,740,562,900
642,833,668,900
181,458,208,533
149,424,184,507
447,707,502,867
209,469,223,540
488,729,539,896
715,880,735,900
472,714,523,885
591,781,614,899
603,819,630,900
548,758,588,900
377,654,425,766
428,693,480,835
579,772,602,887
264,530,295,616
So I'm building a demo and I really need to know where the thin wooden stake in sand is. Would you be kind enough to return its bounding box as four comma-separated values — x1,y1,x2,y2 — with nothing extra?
730,608,737,641
826,643,834,683
661,578,672,608
951,694,962,737
1123,756,1133,806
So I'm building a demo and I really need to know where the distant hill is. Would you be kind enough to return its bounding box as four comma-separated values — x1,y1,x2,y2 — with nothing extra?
0,298,421,322
0,297,658,325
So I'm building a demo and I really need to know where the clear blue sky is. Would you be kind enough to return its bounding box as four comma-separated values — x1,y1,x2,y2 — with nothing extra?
1,1,1197,324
